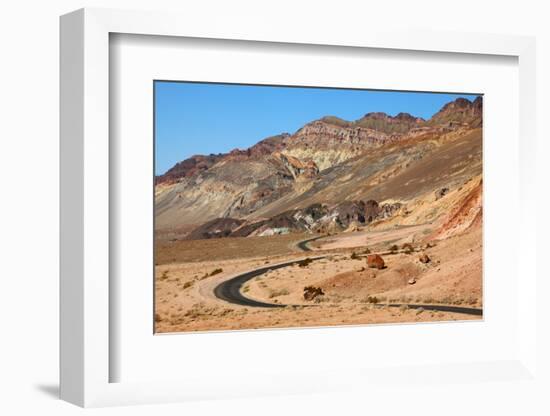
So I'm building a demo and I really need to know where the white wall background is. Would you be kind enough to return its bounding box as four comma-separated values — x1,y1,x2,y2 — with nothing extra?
0,0,548,415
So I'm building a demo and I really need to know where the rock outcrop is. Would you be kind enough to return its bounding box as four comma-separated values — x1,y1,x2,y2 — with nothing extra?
272,152,319,179
433,179,482,240
183,197,406,240
285,120,400,170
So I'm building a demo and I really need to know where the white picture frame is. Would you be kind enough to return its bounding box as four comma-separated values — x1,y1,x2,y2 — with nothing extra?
60,7,538,408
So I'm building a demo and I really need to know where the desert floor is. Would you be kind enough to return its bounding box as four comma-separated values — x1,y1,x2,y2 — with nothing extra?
154,220,482,333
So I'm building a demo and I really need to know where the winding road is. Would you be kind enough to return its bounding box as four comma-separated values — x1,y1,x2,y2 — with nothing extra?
214,256,325,308
295,235,324,251
213,255,483,316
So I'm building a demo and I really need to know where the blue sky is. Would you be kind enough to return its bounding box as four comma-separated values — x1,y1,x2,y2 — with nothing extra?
155,81,480,175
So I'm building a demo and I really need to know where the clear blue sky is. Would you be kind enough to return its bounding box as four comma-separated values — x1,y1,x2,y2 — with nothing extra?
155,81,480,175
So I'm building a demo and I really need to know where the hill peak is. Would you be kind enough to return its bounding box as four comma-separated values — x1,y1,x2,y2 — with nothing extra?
354,111,422,134
428,96,482,127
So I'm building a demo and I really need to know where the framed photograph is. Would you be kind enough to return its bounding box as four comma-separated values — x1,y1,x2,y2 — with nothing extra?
60,8,539,408
153,81,484,334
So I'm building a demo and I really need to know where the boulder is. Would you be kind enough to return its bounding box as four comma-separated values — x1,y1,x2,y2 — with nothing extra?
367,254,385,269
419,253,431,263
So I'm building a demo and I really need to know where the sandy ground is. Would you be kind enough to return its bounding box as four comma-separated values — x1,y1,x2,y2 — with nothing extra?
241,226,481,307
155,232,312,264
155,224,482,333
157,302,478,333
154,250,478,333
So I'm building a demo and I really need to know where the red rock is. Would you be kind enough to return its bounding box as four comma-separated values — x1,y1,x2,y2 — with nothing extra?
367,254,385,269
419,253,431,263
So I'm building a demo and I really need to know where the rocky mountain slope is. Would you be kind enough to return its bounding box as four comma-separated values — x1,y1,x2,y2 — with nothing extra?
155,96,482,239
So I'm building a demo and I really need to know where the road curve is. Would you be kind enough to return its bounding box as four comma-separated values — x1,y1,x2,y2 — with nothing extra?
385,303,482,316
213,257,483,316
214,257,325,308
296,235,324,251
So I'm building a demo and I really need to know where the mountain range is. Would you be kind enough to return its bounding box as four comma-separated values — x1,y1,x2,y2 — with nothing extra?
155,96,482,240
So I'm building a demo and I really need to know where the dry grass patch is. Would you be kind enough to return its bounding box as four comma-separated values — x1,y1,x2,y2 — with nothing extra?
269,288,290,298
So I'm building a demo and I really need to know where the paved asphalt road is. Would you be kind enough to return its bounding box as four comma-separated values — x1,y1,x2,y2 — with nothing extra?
296,235,324,251
213,256,483,316
214,257,325,308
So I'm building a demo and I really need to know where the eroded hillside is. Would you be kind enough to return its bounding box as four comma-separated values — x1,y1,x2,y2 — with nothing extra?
155,97,482,240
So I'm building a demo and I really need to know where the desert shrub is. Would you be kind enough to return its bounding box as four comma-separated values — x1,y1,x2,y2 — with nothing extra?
209,268,223,276
361,247,371,254
154,313,162,323
185,303,216,319
183,281,193,289
362,295,379,304
303,286,324,301
298,257,313,268
242,285,250,293
313,295,328,303
389,244,399,253
217,308,233,317
350,252,360,260
159,271,169,281
269,288,290,298
402,243,414,254
185,309,201,319
440,296,453,304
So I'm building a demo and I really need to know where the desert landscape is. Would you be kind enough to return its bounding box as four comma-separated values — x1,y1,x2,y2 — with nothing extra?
154,90,483,333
